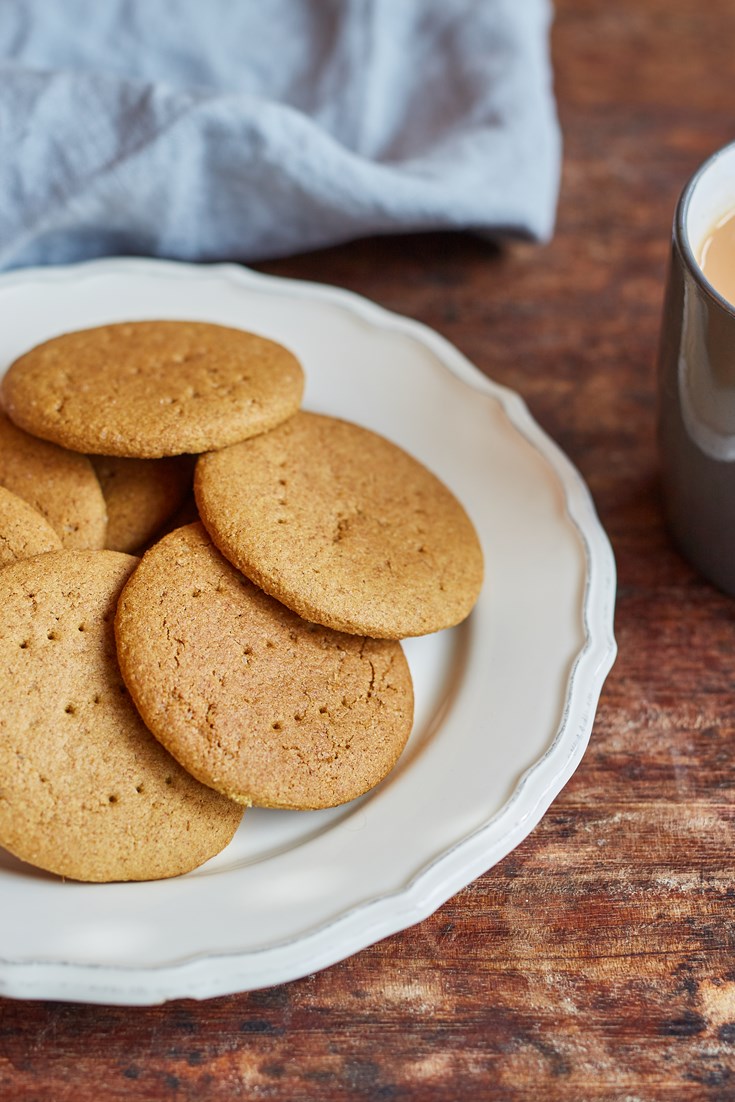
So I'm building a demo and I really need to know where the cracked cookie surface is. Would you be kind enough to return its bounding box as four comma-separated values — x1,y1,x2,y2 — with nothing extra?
0,549,243,882
2,320,304,458
0,410,107,549
115,523,414,810
195,411,484,638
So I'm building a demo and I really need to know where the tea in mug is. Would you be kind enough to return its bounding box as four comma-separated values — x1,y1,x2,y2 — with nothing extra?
698,208,735,306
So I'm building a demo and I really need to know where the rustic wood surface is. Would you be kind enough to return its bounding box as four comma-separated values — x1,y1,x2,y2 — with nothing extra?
3,1,735,1098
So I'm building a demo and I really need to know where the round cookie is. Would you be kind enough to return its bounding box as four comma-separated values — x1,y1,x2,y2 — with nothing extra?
115,523,414,810
0,410,107,549
195,412,484,639
91,454,195,553
0,486,62,565
0,549,243,882
2,320,304,458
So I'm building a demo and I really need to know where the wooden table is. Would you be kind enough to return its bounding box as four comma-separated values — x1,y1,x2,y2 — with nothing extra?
3,1,735,1098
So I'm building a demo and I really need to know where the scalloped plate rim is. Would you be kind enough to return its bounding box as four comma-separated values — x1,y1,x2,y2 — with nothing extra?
0,257,617,1005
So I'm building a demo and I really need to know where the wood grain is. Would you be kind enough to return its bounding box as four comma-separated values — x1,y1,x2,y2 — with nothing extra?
3,1,735,1098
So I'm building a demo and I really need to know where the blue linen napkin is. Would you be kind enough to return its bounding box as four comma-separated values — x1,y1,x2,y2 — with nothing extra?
0,0,561,270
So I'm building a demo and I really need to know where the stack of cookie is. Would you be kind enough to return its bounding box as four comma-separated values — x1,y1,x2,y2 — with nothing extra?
0,320,483,882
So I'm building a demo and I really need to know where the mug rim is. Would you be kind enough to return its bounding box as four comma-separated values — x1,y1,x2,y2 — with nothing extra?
676,137,735,321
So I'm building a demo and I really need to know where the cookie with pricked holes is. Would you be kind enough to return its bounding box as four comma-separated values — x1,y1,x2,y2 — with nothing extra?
195,412,484,638
2,320,304,458
115,524,414,810
0,549,243,882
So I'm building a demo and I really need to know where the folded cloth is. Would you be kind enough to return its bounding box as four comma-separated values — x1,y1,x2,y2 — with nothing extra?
0,0,561,270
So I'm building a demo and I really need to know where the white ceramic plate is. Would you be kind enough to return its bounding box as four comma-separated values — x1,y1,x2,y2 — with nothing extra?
0,258,616,1005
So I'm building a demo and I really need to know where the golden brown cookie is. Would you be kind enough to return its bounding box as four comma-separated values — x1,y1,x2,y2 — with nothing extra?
153,490,200,538
91,454,195,553
115,524,414,810
0,410,107,549
0,486,63,566
0,549,243,882
195,412,484,638
2,320,304,458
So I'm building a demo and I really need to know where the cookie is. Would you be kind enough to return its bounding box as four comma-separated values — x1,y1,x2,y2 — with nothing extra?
153,490,200,540
91,454,195,553
0,410,107,549
2,320,304,458
115,524,414,810
195,412,484,638
0,486,62,566
0,550,243,882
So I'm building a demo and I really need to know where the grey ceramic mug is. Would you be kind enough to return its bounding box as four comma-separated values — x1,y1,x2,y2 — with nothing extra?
658,139,735,595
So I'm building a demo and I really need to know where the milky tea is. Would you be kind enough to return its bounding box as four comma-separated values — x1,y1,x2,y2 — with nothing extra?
698,207,735,305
